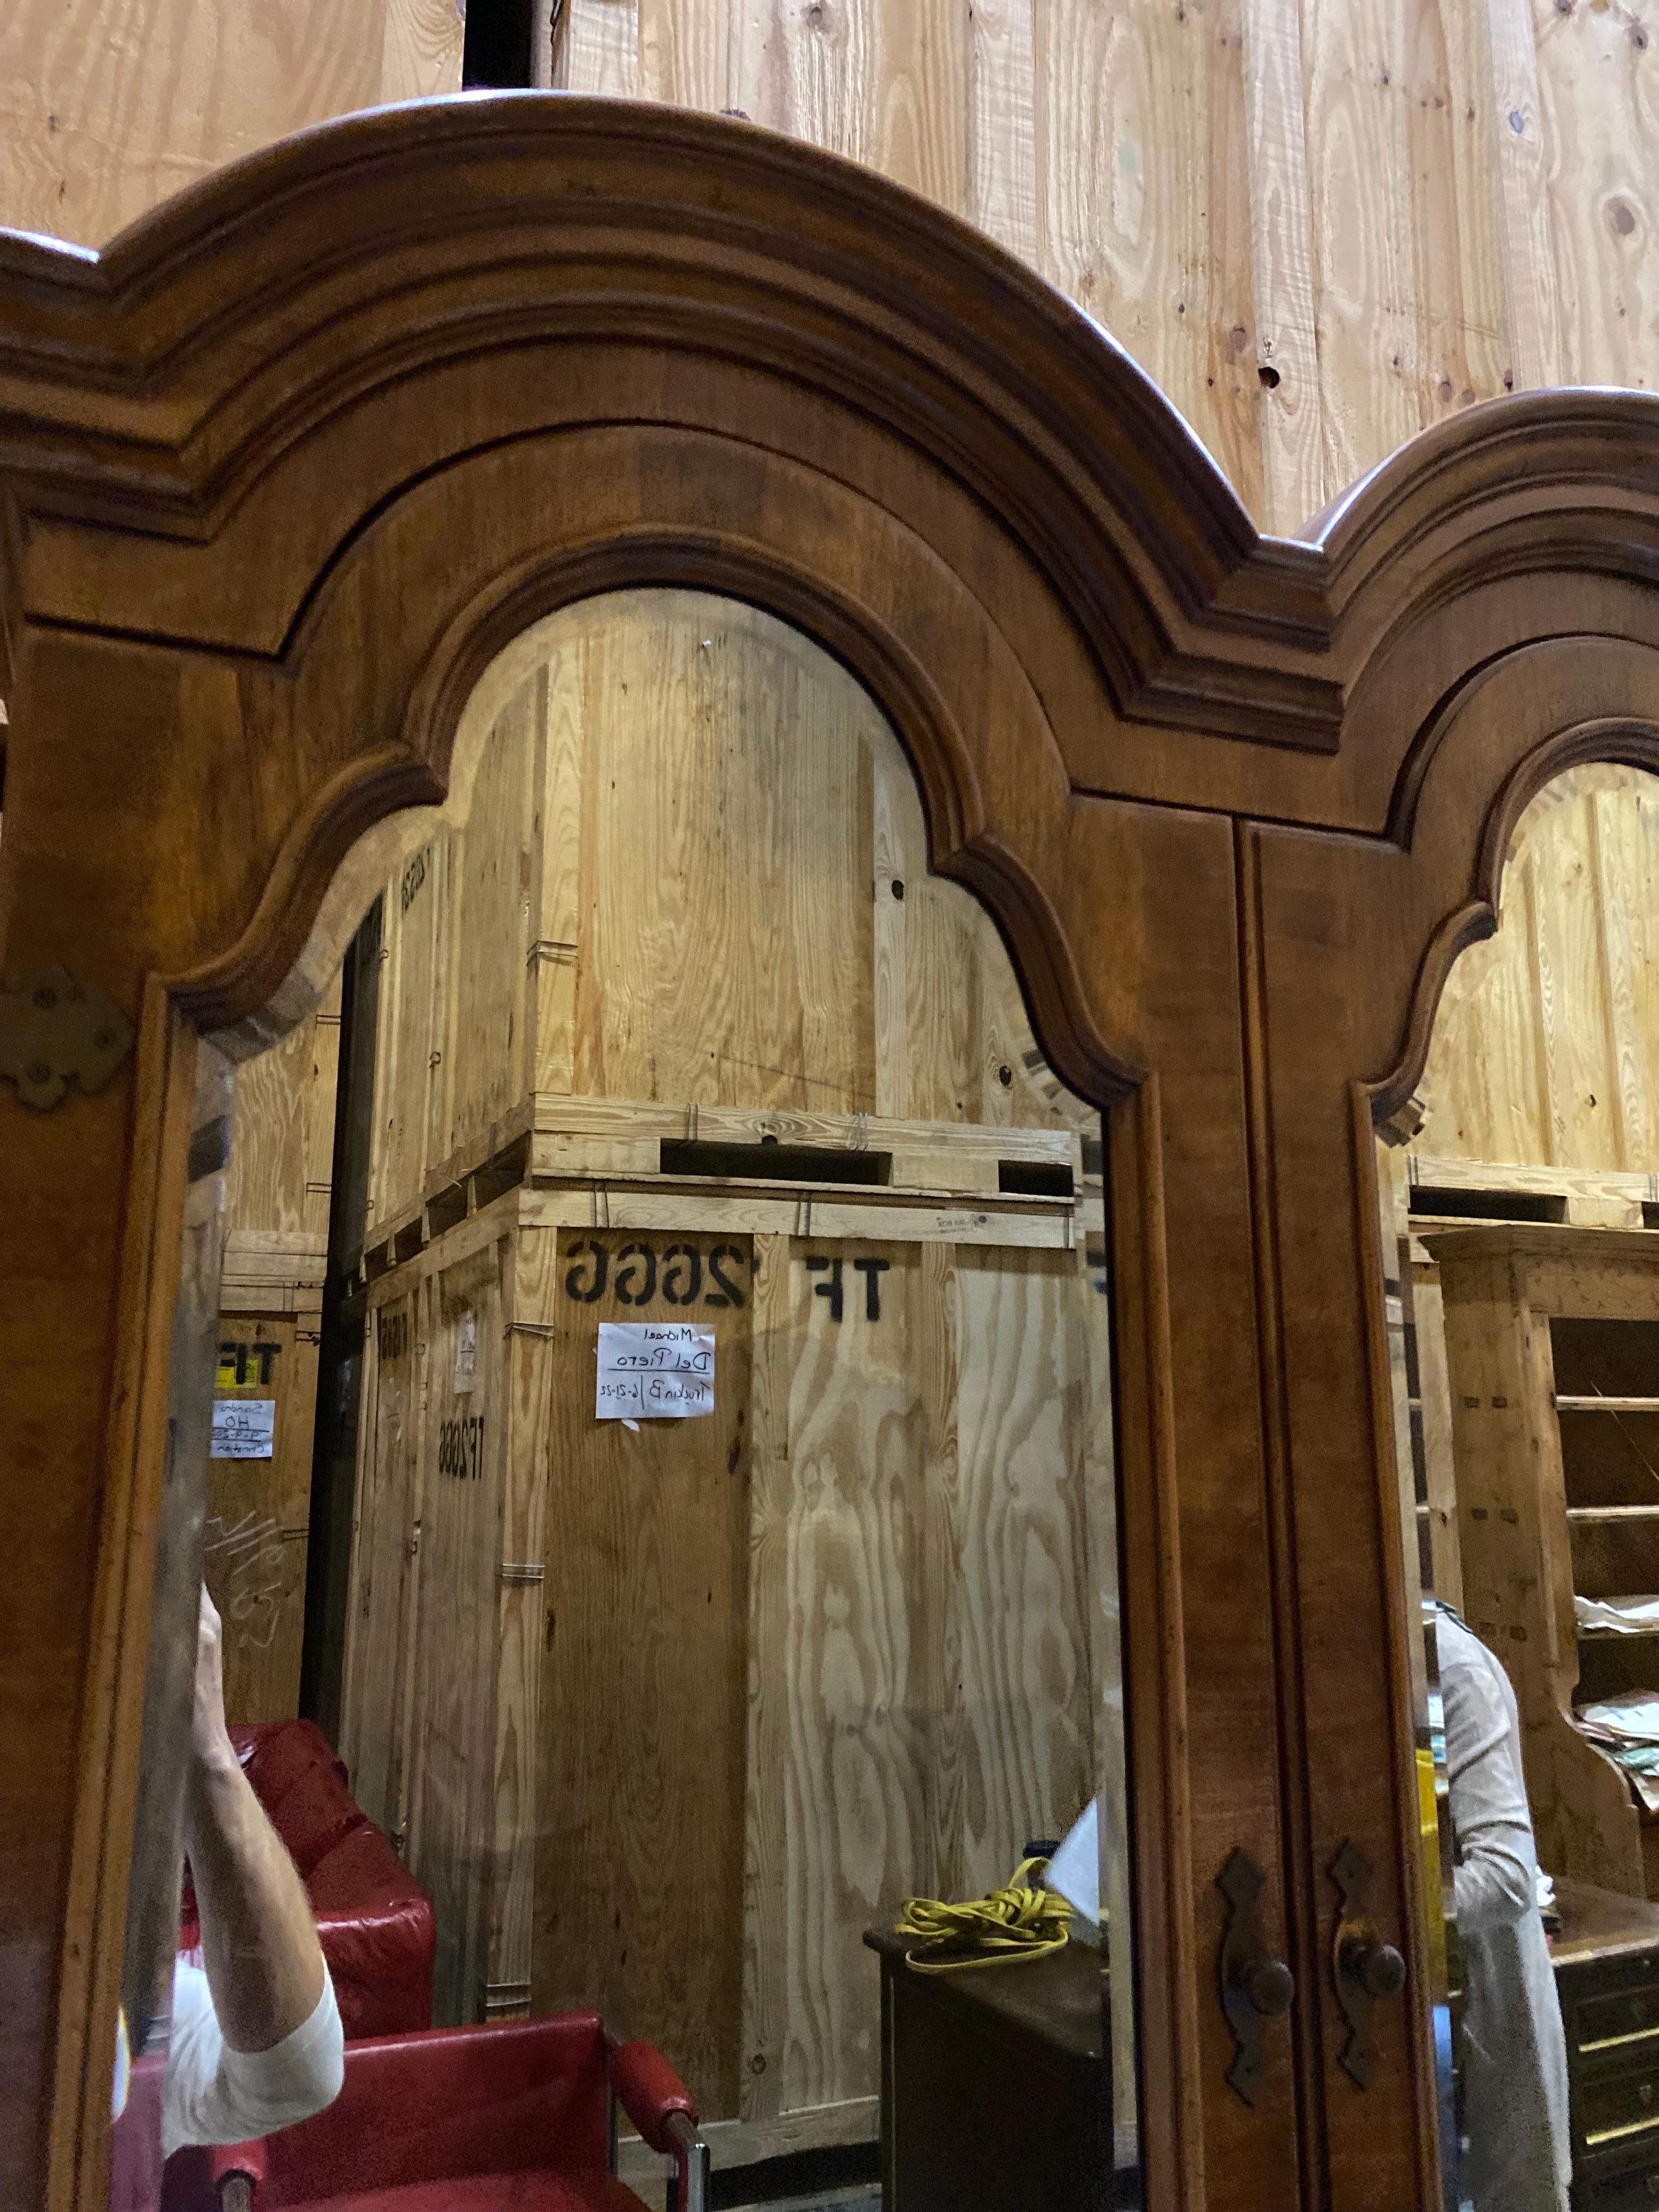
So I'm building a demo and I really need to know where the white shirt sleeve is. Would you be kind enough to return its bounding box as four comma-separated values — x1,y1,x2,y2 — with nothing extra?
1439,1624,1538,1934
162,1960,345,2157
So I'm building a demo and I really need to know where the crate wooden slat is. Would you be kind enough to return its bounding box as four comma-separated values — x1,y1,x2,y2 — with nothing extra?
1408,1150,1654,1231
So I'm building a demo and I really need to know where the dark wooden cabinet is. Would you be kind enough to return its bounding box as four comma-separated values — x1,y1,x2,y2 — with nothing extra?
866,1931,1113,2212
1555,1884,1659,2208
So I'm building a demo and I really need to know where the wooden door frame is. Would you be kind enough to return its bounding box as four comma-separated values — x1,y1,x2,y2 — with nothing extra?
4,94,1659,2212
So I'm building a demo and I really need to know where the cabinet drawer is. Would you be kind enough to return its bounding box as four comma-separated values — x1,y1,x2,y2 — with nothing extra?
1582,2068,1659,2160
1576,1986,1659,2065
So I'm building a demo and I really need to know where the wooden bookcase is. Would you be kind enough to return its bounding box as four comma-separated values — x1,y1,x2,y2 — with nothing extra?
1427,1224,1659,1901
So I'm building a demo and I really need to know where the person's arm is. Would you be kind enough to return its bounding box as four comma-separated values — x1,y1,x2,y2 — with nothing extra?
163,1589,343,2155
1440,1634,1537,1933
184,1588,326,2049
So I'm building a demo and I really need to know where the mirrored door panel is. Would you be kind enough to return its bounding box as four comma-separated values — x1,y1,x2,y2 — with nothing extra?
1378,765,1659,2212
118,589,1144,2209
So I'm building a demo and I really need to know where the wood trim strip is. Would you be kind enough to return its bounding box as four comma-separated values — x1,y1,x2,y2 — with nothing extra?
1234,823,1324,2185
1107,1077,1201,2212
47,990,199,2212
1347,1082,1444,2210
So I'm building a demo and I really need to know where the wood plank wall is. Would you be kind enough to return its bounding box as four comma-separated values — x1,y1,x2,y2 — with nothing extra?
0,0,460,250
551,0,1659,535
1419,765,1659,1174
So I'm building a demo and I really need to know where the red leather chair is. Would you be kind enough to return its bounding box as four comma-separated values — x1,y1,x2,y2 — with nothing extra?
160,2014,709,2212
179,1723,435,2041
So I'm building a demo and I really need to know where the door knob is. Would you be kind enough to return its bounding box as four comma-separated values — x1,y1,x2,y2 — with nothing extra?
1330,1842,1406,2087
1242,1957,1296,2016
1338,1928,1406,2002
1217,1849,1295,2106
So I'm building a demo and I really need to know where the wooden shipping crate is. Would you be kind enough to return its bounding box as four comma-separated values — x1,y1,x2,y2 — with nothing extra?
341,591,1120,2168
362,591,1096,1262
341,1187,1111,2163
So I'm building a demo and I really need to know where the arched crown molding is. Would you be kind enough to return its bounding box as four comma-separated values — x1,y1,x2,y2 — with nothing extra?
3,96,1659,760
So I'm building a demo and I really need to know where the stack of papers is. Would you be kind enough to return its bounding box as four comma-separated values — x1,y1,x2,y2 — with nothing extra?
1577,1689,1659,1812
1042,1799,1101,1944
1576,1593,1659,1635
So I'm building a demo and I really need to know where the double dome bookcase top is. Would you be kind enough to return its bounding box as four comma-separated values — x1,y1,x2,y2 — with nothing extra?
5,89,1659,2212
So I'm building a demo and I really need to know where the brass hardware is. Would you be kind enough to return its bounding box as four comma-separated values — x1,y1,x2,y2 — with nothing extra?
0,962,133,1110
1330,1841,1406,2088
1217,1848,1294,2106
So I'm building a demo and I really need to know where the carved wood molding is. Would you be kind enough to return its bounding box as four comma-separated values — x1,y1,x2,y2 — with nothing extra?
2,97,1658,771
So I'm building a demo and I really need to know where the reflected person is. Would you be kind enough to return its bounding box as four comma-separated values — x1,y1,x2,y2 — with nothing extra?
1435,1600,1570,2212
116,1588,345,2157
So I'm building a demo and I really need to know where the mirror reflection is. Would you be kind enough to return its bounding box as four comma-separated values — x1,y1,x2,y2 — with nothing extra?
1379,765,1659,2212
119,591,1142,2209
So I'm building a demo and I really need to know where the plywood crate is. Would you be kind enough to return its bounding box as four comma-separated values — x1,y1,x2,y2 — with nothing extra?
341,591,1119,2167
207,977,340,1722
360,591,1097,1268
342,1183,1110,2162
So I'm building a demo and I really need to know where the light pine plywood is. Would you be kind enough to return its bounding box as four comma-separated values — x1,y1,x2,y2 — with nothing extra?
0,0,383,249
1418,766,1659,1175
380,0,465,104
1301,0,1511,501
224,972,341,1246
205,1314,319,1724
1531,0,1659,394
1040,0,1269,520
533,1227,753,2114
950,1244,1096,1900
410,1240,507,2025
340,1290,425,1833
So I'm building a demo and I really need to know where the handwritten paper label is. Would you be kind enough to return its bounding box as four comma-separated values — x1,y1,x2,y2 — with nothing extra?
454,1310,477,1395
931,1211,993,1239
596,1323,715,1423
211,1398,276,1460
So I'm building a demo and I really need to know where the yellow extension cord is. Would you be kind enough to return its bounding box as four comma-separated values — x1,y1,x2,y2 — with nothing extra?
895,1857,1073,1973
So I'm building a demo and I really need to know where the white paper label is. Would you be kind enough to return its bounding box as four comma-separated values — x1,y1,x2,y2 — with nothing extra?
454,1310,477,1395
596,1323,715,1422
211,1398,276,1460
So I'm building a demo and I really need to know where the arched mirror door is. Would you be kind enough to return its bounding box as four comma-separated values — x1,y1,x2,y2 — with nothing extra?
98,587,1147,2209
1374,763,1659,2212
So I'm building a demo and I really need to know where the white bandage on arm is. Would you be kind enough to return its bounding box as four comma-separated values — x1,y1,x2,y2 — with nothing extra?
162,1960,345,2157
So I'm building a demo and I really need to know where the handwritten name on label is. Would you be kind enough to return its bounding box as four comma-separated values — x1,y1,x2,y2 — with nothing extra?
596,1322,715,1422
211,1398,276,1459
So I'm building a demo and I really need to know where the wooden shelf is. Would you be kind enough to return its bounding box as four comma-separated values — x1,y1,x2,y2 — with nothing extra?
1568,1506,1659,1524
1559,1397,1659,1414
